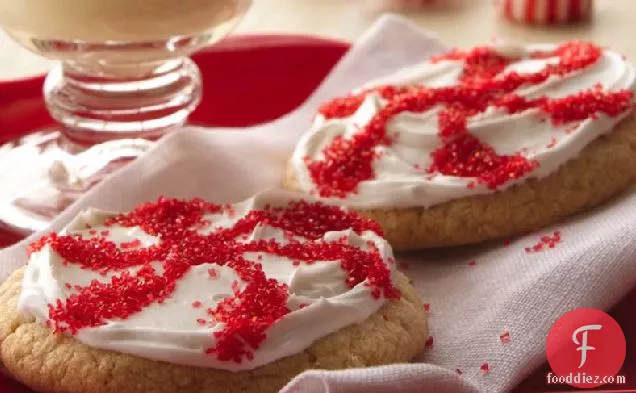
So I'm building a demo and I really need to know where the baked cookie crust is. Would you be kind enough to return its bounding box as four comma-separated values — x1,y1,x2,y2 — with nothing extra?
285,115,636,250
0,268,427,393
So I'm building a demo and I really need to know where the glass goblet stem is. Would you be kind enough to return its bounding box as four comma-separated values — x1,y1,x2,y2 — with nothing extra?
46,57,201,143
0,57,201,235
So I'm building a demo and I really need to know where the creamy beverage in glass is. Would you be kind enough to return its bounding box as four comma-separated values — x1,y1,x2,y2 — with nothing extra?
0,0,248,65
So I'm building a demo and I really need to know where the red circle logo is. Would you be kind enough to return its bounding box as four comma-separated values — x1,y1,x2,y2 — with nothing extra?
546,308,626,389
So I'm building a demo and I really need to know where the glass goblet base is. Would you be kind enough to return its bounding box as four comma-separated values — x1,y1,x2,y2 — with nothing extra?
0,57,202,235
0,131,152,235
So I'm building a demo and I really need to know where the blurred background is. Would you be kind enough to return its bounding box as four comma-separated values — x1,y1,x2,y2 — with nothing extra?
0,0,633,81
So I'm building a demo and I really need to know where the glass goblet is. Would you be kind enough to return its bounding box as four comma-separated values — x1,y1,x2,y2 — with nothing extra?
0,0,251,235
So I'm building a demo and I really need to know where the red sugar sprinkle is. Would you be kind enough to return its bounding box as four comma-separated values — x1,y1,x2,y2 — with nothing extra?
382,314,389,321
228,200,384,240
120,239,142,250
500,330,511,344
423,303,431,313
425,336,434,348
224,204,236,217
100,230,110,237
431,45,514,82
27,235,52,256
503,239,511,247
64,283,72,290
27,234,164,273
47,263,189,335
299,303,309,309
89,230,97,236
191,219,211,231
317,85,408,120
456,369,463,375
197,319,207,326
317,94,365,120
525,231,562,253
428,134,538,190
31,197,398,364
307,41,632,198
192,301,202,308
543,85,633,125
292,260,301,266
468,260,477,267
207,270,290,362
105,197,223,236
481,363,490,374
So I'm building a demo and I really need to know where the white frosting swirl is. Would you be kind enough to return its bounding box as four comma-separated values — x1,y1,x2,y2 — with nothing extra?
291,44,636,209
18,190,395,371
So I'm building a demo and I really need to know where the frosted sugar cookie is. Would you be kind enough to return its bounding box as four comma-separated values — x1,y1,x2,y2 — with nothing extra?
0,190,427,393
285,41,636,249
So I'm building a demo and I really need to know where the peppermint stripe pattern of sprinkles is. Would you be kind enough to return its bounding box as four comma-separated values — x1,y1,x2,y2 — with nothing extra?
27,198,398,364
306,41,633,199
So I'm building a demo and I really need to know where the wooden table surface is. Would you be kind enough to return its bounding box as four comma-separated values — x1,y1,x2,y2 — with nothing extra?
0,0,634,81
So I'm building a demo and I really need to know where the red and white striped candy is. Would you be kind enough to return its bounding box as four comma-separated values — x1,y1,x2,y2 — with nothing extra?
498,0,593,24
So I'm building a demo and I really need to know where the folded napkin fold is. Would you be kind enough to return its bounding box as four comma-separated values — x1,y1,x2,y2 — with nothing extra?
1,15,635,393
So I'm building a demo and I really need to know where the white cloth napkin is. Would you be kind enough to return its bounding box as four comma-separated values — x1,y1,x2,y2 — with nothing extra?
2,15,636,393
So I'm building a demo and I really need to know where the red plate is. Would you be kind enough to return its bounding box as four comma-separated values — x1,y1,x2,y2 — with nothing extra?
0,34,633,393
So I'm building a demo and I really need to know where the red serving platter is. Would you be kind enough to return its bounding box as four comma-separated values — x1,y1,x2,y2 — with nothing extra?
0,34,633,393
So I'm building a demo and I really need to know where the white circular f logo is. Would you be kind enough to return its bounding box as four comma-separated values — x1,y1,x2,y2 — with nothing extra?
572,324,602,368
